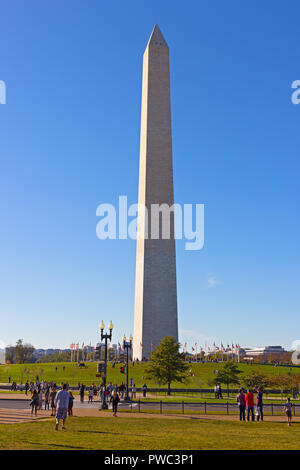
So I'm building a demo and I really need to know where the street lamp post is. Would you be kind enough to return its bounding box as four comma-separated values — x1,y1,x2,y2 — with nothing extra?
99,320,114,410
123,334,133,402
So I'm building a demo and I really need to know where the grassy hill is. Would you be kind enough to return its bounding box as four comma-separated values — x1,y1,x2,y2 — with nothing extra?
0,361,295,388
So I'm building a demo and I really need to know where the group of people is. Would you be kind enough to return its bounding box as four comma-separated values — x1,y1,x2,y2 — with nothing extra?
77,381,141,403
29,382,75,421
236,387,294,425
214,384,223,399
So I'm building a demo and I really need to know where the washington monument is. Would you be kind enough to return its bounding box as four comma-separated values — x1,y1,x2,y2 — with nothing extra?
133,25,178,360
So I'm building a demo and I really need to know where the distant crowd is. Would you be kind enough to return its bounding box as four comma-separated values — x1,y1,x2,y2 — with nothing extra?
8,376,147,429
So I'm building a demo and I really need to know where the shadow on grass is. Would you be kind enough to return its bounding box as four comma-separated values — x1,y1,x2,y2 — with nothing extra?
22,441,87,450
76,430,157,438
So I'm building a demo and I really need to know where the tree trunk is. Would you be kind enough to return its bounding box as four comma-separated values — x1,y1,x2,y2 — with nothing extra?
167,383,171,395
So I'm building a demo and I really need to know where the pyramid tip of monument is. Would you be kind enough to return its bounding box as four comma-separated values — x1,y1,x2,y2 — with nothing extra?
147,24,168,49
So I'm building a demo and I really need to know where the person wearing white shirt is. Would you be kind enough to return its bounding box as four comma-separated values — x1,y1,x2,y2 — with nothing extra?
54,384,69,430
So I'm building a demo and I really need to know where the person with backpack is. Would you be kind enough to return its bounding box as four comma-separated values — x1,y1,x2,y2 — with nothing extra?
245,389,255,421
236,388,246,421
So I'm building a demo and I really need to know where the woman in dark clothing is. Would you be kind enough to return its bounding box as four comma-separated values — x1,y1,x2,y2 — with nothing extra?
68,391,74,416
30,390,39,416
110,391,120,417
80,384,85,403
50,387,57,416
44,387,50,410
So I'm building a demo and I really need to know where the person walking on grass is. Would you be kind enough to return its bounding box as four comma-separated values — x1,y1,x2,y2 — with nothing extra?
88,387,93,403
30,390,39,416
245,389,255,421
68,391,74,416
236,388,246,421
50,386,57,416
284,397,293,426
55,384,69,430
110,390,120,417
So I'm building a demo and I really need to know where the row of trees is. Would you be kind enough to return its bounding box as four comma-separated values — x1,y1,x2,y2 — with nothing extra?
5,339,35,364
146,337,300,396
186,351,293,365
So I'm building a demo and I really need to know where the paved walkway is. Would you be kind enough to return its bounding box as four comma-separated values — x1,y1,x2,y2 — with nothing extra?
1,401,300,425
0,408,50,424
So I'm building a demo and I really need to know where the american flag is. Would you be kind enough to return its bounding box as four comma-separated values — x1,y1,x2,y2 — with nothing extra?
140,342,143,349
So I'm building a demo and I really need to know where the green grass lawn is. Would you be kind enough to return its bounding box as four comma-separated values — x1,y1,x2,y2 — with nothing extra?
0,416,299,450
0,361,296,389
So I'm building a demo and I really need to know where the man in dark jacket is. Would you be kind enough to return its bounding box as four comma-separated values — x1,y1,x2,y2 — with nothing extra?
110,391,120,417
256,388,264,421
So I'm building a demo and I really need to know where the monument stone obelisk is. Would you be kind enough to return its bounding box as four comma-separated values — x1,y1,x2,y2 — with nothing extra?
133,25,178,360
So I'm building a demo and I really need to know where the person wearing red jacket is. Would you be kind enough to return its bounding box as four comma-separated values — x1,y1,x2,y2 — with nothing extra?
245,389,255,421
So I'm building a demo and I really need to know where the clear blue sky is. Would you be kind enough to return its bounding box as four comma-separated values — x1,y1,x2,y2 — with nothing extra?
0,0,299,351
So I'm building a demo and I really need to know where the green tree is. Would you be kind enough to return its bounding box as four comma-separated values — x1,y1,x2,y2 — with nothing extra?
14,339,35,364
145,336,189,395
241,369,272,390
272,373,300,398
36,351,71,363
5,346,15,364
214,361,243,396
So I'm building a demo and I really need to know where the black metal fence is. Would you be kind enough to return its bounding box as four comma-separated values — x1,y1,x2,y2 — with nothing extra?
126,400,299,417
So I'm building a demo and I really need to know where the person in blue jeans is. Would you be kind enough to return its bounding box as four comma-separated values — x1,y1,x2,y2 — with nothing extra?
256,388,263,421
236,388,246,421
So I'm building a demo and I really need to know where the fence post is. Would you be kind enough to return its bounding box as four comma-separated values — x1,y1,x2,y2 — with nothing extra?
182,401,184,414
138,399,140,413
294,405,296,417
271,403,273,416
204,401,207,414
226,401,229,415
160,400,162,414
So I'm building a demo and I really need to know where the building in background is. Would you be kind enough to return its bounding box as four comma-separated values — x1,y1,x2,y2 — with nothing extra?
243,345,287,358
